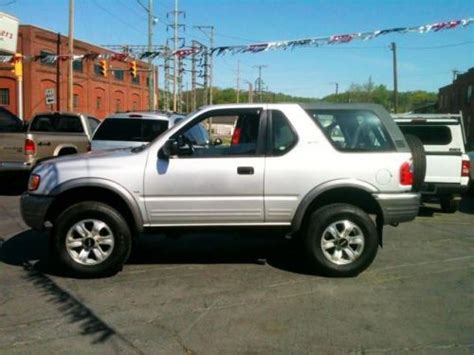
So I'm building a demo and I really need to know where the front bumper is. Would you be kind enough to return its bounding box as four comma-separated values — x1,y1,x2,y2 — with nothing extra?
20,193,54,230
374,192,420,225
0,161,32,172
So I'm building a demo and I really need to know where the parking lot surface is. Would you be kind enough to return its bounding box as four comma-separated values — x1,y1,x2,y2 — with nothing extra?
1,176,473,354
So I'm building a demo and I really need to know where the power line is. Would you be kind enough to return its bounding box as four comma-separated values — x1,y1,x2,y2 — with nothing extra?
399,40,474,50
92,0,143,34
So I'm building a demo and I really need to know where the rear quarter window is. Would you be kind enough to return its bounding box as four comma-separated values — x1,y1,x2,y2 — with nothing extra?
398,125,452,145
30,115,84,133
305,109,394,152
93,118,169,142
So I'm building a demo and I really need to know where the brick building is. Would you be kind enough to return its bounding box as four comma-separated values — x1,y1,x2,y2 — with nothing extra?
438,67,474,146
0,24,152,120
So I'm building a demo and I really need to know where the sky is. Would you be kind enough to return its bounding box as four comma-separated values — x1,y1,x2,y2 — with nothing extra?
3,0,473,98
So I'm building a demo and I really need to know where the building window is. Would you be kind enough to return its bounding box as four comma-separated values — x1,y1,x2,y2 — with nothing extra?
132,75,140,85
94,64,101,76
467,85,473,103
116,99,121,112
40,50,56,66
96,97,102,110
73,94,79,109
114,70,124,81
73,59,83,72
0,88,10,105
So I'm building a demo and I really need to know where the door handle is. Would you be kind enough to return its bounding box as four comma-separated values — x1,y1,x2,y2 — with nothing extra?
237,166,254,175
38,141,51,146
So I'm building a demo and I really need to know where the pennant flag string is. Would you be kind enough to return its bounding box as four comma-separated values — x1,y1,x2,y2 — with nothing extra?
0,17,472,64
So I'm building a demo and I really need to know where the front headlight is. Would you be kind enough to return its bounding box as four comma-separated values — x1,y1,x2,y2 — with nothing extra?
28,174,41,191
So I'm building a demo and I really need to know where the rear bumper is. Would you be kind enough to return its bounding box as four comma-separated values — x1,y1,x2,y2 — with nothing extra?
20,193,54,230
374,192,420,225
421,183,468,197
0,161,32,172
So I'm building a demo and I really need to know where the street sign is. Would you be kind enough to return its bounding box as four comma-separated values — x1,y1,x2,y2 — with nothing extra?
0,12,19,54
45,88,56,106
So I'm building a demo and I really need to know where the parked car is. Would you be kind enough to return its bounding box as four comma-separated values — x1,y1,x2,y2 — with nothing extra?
0,111,99,172
0,107,27,172
21,103,423,278
91,112,185,151
394,113,470,212
468,150,474,194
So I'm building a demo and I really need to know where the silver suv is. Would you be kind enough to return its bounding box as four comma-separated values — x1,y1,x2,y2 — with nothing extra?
21,103,421,278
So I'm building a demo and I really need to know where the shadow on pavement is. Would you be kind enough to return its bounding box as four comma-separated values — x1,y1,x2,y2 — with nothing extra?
0,172,29,196
0,229,321,278
459,195,474,214
418,195,474,217
0,231,143,350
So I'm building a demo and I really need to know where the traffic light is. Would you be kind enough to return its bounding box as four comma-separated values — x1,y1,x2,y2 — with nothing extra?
99,60,108,77
129,60,137,78
11,53,23,77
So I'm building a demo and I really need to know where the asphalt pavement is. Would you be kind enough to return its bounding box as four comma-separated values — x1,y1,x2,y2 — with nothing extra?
0,174,473,354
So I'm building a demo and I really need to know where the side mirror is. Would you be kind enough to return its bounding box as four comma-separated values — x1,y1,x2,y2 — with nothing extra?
160,139,179,158
213,137,223,146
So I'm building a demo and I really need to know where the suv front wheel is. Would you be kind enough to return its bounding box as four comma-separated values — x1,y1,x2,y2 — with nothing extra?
304,204,379,277
51,201,132,277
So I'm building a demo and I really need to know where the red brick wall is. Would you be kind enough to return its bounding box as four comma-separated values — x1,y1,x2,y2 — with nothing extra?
0,25,152,120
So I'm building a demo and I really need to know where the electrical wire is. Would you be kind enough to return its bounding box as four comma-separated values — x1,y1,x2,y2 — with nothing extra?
91,0,143,34
399,40,474,50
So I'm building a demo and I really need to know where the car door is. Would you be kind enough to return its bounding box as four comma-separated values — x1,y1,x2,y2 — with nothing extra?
144,106,266,225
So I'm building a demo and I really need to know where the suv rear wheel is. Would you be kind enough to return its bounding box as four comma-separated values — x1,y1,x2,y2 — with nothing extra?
304,203,378,277
51,201,132,277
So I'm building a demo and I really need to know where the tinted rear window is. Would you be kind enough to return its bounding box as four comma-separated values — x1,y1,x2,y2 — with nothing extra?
305,109,394,151
0,107,23,132
93,118,169,142
30,115,84,133
398,125,452,145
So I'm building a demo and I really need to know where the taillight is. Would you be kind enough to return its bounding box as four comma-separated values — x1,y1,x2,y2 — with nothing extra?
231,127,241,145
28,174,41,191
462,159,470,177
400,161,413,186
24,139,35,155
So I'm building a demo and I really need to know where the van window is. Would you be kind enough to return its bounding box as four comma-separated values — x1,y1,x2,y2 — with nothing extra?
93,118,169,142
398,125,452,145
305,109,394,151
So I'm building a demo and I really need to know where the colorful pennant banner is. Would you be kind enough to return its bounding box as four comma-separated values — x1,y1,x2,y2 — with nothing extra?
211,17,474,56
0,17,471,64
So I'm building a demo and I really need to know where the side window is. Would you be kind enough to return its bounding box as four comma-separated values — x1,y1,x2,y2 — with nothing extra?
174,108,262,158
271,110,297,155
306,109,394,151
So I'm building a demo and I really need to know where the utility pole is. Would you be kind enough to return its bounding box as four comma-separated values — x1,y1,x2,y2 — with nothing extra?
168,1,185,112
191,40,197,111
390,42,398,113
253,65,267,103
173,0,178,112
335,82,339,96
67,0,74,112
245,80,253,103
147,0,154,110
56,32,61,111
194,25,214,104
236,60,240,103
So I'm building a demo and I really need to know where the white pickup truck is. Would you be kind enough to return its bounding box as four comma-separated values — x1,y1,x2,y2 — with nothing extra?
394,113,470,213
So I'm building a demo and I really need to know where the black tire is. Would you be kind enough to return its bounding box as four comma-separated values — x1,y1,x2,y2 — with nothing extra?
304,203,379,277
440,196,458,213
51,201,132,278
404,134,426,192
57,148,77,156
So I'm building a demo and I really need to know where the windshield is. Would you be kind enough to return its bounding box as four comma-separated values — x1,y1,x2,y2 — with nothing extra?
93,118,169,142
